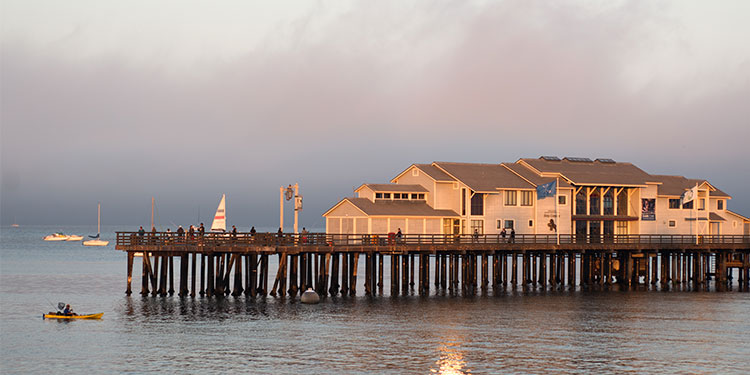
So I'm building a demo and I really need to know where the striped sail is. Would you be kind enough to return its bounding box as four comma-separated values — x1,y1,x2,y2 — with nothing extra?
211,194,226,232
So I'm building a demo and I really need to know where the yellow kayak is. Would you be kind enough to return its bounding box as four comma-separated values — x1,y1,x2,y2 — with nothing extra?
43,312,103,320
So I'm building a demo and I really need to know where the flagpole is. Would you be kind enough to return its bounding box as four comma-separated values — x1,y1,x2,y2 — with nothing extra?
694,183,698,245
556,176,560,245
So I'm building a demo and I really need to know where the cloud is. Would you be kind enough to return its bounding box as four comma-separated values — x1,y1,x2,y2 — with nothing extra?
2,0,749,225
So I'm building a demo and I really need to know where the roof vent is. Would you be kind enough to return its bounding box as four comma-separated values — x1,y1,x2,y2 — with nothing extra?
540,156,561,161
596,158,615,164
564,157,593,163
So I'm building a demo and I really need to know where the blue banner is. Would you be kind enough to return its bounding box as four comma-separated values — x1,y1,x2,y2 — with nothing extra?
536,180,556,200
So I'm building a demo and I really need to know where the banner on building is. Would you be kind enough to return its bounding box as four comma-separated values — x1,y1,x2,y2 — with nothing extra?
641,198,655,221
536,180,556,200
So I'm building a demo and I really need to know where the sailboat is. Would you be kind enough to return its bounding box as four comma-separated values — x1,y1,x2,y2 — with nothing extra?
211,194,226,232
83,203,109,246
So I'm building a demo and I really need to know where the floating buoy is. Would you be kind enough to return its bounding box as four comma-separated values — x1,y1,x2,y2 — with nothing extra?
300,288,320,304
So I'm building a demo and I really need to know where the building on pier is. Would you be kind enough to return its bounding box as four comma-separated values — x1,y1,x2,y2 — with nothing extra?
323,156,750,237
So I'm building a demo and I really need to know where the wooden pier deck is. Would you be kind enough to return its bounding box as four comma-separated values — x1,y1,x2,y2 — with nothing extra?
116,232,750,297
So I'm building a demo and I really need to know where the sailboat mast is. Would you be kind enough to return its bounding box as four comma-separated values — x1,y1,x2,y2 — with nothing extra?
151,197,155,230
97,203,101,235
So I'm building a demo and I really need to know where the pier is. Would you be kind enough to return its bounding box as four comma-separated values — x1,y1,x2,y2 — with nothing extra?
116,232,750,297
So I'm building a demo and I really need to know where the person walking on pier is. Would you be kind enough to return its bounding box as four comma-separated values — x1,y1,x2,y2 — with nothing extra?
231,225,237,240
250,226,256,242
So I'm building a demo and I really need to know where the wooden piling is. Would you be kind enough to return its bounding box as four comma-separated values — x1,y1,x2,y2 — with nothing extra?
126,252,134,295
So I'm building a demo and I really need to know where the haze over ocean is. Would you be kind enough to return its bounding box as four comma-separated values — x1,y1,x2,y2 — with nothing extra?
2,1,749,227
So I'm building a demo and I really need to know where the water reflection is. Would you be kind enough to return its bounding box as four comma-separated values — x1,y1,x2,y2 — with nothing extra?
431,340,470,375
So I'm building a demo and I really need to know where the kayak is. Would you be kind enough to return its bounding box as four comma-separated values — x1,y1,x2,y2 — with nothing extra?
43,312,103,320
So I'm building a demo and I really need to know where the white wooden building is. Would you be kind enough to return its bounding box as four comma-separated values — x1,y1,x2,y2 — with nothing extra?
323,157,750,236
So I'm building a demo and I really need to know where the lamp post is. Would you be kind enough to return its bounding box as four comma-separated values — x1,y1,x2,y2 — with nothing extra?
279,183,303,234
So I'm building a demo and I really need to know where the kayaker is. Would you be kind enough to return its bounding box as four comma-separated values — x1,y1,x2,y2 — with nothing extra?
63,304,76,316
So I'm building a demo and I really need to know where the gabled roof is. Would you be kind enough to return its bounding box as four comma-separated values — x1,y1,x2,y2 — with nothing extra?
356,184,428,193
433,162,534,192
325,198,459,217
518,157,653,186
501,163,572,188
649,175,730,198
726,210,750,222
390,164,456,183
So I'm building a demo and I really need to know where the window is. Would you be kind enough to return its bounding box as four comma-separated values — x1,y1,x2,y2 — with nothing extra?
462,188,467,216
603,189,614,215
682,201,693,209
576,190,586,215
616,221,628,235
471,193,484,216
418,193,425,200
412,169,419,176
589,189,600,215
443,218,461,235
698,198,705,211
376,193,383,199
528,220,534,227
504,220,514,229
400,194,408,200
470,220,483,234
383,193,391,199
718,200,724,210
617,189,628,216
558,195,567,205
411,193,418,199
497,220,503,229
393,193,401,199
669,220,676,227
504,191,517,206
521,191,533,206
669,199,680,209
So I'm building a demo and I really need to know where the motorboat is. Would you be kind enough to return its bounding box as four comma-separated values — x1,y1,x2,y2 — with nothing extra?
66,235,84,241
44,233,69,241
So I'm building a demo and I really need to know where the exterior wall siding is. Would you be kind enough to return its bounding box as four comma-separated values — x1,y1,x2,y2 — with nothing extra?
393,167,438,207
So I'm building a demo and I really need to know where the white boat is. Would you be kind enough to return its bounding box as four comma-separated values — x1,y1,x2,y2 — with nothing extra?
211,194,226,232
66,235,84,241
83,203,109,246
44,233,69,241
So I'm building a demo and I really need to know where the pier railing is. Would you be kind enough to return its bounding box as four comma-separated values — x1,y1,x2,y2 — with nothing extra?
116,232,750,248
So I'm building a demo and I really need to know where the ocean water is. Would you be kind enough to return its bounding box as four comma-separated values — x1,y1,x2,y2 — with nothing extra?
1,225,749,374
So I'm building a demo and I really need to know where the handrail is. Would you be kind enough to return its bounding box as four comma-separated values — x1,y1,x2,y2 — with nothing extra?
115,232,750,248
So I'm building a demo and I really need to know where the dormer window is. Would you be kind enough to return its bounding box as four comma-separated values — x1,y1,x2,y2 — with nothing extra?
718,200,724,210
383,193,391,199
393,193,401,199
376,193,383,199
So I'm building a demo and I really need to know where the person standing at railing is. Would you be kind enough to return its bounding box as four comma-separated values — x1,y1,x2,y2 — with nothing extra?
165,228,171,244
188,225,195,241
510,228,515,243
137,226,145,245
396,228,403,244
150,226,156,245
231,225,237,240
250,226,256,242
473,229,479,243
176,226,184,243
301,227,309,244
501,228,507,243
277,227,283,245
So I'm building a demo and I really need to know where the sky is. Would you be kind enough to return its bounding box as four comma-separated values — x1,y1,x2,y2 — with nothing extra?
1,0,749,229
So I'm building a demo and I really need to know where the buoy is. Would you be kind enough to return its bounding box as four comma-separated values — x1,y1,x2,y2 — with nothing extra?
300,288,320,304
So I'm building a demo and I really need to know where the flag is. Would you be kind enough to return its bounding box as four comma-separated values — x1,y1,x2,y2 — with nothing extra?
536,180,557,200
680,185,698,205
